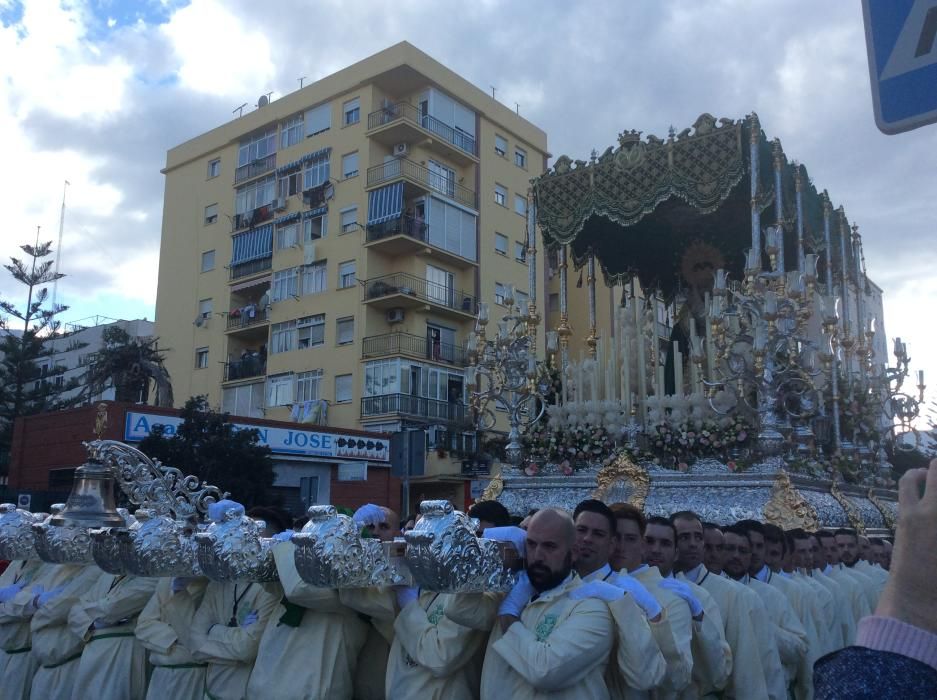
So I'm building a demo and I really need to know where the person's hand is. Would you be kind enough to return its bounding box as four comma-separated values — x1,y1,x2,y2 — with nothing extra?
171,577,197,594
611,573,663,620
240,610,259,628
569,580,625,602
0,582,24,603
482,526,527,558
352,504,384,528
875,459,937,635
35,585,65,608
498,571,536,618
659,577,705,619
271,530,294,542
394,586,419,609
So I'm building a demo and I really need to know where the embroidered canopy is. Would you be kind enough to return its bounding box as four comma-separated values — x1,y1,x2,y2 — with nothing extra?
533,113,858,299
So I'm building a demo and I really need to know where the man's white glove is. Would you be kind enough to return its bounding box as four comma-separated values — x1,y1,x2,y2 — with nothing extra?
34,585,65,608
271,530,294,542
352,504,385,528
208,499,245,524
482,526,527,558
611,573,663,620
171,577,197,594
569,580,626,602
0,582,24,603
394,586,419,609
659,577,705,618
240,610,259,628
498,571,536,618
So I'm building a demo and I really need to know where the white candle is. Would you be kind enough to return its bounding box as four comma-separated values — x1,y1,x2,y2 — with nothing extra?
673,341,684,396
576,358,584,405
634,298,647,413
657,365,666,407
561,363,568,404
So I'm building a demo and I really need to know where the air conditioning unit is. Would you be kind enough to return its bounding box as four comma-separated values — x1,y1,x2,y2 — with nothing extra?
393,142,410,157
273,197,287,211
386,308,405,324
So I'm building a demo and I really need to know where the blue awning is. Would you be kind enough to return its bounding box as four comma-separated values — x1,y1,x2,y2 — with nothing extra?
231,224,273,265
303,206,327,219
272,212,301,226
367,182,403,225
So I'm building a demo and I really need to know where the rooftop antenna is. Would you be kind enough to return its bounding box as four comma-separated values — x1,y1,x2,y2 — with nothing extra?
490,85,497,99
298,76,307,89
515,103,520,115
233,103,248,118
51,180,69,313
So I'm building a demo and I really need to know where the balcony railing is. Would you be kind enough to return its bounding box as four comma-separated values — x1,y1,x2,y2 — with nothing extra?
361,393,466,422
365,214,428,244
366,158,477,210
367,102,478,157
226,309,269,331
232,204,276,232
229,257,272,280
234,154,277,184
224,356,267,382
362,332,468,366
362,272,477,314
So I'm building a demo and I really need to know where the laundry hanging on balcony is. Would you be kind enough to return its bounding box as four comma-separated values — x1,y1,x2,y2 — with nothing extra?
231,224,273,265
367,182,403,225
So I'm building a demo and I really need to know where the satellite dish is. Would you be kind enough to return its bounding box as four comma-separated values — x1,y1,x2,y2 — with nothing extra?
258,94,269,108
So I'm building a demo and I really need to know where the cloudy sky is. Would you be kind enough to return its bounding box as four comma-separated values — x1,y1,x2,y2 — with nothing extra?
1,0,934,402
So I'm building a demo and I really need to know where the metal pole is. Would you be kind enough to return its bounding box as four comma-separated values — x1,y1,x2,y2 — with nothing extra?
794,167,805,272
587,255,597,359
750,113,762,270
823,194,841,450
773,139,785,274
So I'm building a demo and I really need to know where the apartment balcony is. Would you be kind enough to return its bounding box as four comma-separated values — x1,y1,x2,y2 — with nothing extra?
234,154,277,185
229,257,273,281
362,332,468,367
367,102,478,166
360,393,466,423
223,356,267,382
361,272,477,320
364,215,477,269
225,308,270,335
366,158,477,210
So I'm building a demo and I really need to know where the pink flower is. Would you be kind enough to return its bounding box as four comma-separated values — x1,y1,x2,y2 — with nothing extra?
737,431,747,442
562,462,574,476
677,462,689,472
727,461,737,472
524,463,540,476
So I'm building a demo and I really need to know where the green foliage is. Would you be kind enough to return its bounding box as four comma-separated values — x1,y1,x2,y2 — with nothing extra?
139,396,275,508
83,325,173,406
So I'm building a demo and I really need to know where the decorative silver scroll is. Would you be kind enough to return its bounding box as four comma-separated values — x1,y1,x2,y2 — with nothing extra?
0,504,45,561
90,508,132,574
116,509,201,577
194,503,278,583
405,500,515,592
292,506,402,588
33,504,95,565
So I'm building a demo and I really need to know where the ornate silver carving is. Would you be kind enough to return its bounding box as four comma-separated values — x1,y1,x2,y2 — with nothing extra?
194,503,278,583
0,504,44,560
117,509,201,577
404,500,514,592
33,514,95,565
292,506,400,588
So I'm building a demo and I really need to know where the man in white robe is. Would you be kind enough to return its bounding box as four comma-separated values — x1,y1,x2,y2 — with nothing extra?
0,558,46,700
834,528,880,610
817,530,871,643
807,533,856,646
135,576,209,700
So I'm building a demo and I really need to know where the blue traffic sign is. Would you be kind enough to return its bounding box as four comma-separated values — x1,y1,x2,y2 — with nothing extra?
863,0,937,134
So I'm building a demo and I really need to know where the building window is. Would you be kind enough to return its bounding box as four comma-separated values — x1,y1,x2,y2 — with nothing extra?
238,128,276,168
235,176,276,215
335,374,353,403
515,241,527,262
494,184,507,207
198,298,213,319
342,151,359,178
223,381,265,418
364,358,400,397
343,97,360,126
495,282,507,305
280,114,304,149
494,232,508,255
495,135,507,157
207,159,221,178
515,147,527,169
305,103,331,136
303,154,330,190
271,320,297,354
515,290,529,309
340,207,358,233
425,196,477,262
295,370,322,403
548,292,560,312
267,373,293,407
278,171,302,199
427,160,455,198
201,250,215,272
276,222,299,250
514,193,527,217
195,347,209,369
272,267,299,301
298,314,325,349
302,260,327,295
338,260,356,288
336,316,354,345
204,203,218,225
304,213,327,240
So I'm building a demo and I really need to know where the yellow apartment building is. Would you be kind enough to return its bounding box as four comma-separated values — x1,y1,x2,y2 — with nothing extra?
154,42,549,505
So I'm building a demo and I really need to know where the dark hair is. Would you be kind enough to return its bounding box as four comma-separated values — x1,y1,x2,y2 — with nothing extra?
669,510,702,527
468,500,511,528
834,528,858,541
815,530,836,543
762,523,786,553
609,503,646,534
869,537,885,546
526,508,540,517
573,499,616,536
736,519,765,537
646,515,676,540
723,523,752,543
509,515,525,527
292,515,310,530
702,521,723,532
246,506,291,535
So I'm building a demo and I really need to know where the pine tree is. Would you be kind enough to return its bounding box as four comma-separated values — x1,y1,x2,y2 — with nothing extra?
82,325,173,406
0,233,81,475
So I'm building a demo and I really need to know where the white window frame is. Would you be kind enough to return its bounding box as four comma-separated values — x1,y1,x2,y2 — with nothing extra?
235,176,276,214
514,147,527,169
495,135,507,157
335,374,353,403
201,250,215,272
267,373,294,407
338,260,356,289
272,267,299,301
304,213,327,240
204,203,218,225
342,151,359,179
302,260,327,295
514,193,527,217
276,222,299,250
340,207,358,233
427,160,455,198
343,97,360,126
336,316,354,345
207,158,220,178
515,290,529,310
278,171,302,199
495,282,506,306
305,103,331,136
494,233,508,255
515,241,527,262
297,314,325,349
494,184,507,207
280,114,304,149
303,156,330,190
198,298,213,319
295,369,323,403
271,320,297,354
223,382,265,418
195,347,209,369
238,128,276,168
